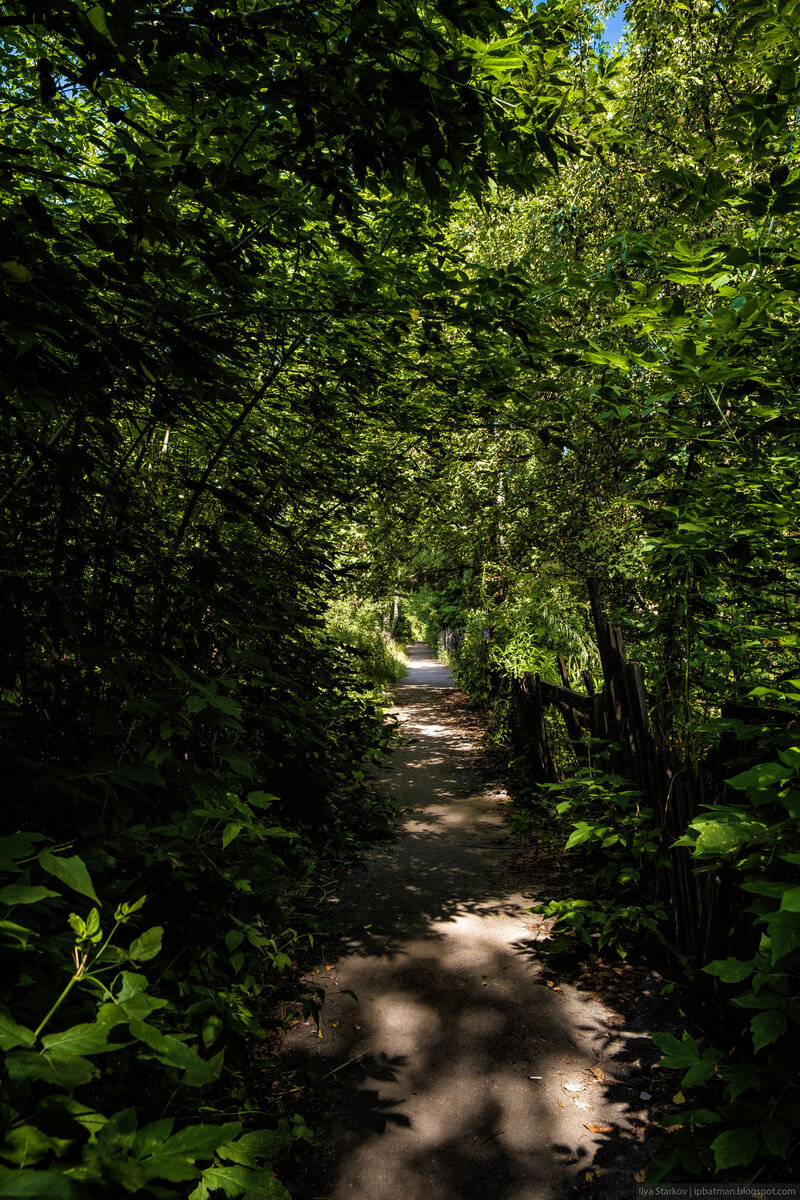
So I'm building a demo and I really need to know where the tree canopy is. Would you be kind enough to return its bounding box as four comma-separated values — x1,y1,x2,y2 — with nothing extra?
2,0,800,1192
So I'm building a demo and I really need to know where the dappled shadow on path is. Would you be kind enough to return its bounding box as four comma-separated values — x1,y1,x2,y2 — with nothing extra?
279,645,655,1200
283,937,653,1199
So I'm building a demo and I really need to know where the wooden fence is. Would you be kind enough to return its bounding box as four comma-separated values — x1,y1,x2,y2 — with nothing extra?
438,628,464,655
508,580,797,967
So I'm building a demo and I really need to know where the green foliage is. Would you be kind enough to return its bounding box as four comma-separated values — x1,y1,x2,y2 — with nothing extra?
528,756,668,956
2,0,560,1189
646,698,800,1182
405,582,468,650
0,841,314,1197
0,642,394,1190
323,600,406,688
548,762,663,872
414,568,599,735
534,896,667,959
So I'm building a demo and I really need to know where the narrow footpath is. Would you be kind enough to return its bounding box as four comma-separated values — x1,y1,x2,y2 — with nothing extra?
282,644,655,1200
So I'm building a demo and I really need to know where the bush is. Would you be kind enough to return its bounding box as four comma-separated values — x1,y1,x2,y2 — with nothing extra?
323,599,407,687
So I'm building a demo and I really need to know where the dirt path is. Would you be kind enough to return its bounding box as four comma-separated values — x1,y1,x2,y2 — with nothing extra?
281,644,655,1199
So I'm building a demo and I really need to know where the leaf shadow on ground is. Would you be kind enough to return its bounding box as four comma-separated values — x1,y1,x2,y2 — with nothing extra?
277,647,664,1199
280,892,661,1198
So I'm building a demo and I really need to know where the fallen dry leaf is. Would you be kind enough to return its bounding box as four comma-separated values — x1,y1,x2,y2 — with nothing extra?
672,1091,686,1105
557,1099,565,1108
589,1066,605,1081
574,1098,591,1109
325,965,334,972
634,1169,648,1183
584,1123,615,1134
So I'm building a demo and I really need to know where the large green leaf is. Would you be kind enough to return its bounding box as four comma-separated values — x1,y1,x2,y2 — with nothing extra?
779,885,800,912
751,1009,787,1052
41,1012,126,1056
37,853,100,906
711,1128,758,1170
0,885,59,906
764,910,800,963
650,1031,700,1069
221,823,243,850
688,818,743,857
0,1005,36,1051
127,926,163,962
0,1125,67,1168
5,1050,97,1092
0,1170,82,1197
727,762,793,791
703,957,753,983
0,835,47,873
218,1129,292,1167
170,1125,241,1158
129,1020,220,1085
193,1163,291,1200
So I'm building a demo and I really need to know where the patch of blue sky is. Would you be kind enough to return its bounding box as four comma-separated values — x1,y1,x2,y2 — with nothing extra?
602,3,626,48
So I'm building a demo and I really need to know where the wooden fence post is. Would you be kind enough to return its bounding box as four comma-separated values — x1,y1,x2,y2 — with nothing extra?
505,578,797,970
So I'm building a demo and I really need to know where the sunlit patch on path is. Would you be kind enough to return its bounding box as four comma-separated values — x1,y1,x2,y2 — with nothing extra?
280,644,652,1199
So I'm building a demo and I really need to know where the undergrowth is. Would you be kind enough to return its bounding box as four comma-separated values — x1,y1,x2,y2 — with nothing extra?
512,705,800,1185
0,605,401,1197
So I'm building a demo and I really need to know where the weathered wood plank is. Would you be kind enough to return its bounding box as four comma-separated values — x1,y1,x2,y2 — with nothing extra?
627,661,650,730
539,679,594,718
587,576,608,665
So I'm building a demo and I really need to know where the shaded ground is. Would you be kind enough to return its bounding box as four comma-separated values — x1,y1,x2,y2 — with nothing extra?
279,644,671,1200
